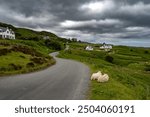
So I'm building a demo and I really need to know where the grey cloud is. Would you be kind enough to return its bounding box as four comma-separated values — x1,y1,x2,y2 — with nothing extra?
0,0,150,46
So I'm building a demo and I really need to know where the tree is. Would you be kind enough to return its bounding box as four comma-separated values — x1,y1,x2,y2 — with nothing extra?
105,55,114,63
45,40,62,50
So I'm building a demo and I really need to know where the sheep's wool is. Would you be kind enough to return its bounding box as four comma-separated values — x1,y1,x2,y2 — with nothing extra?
97,74,109,83
91,71,102,80
91,71,109,83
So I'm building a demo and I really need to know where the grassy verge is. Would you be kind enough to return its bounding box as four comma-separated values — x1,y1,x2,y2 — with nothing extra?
0,39,56,76
58,44,150,100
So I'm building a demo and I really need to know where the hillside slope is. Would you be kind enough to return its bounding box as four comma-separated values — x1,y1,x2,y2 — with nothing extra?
0,22,69,75
59,43,150,100
0,22,67,42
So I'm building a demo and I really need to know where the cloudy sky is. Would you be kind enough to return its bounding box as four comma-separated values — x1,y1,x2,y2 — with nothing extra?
0,0,150,47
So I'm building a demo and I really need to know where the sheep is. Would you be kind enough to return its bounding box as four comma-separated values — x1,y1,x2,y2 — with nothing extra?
97,74,109,83
91,71,102,80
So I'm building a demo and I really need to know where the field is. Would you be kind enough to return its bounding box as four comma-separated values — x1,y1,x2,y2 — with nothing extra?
58,43,150,100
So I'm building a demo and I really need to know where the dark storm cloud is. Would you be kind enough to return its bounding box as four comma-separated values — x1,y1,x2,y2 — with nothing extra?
0,0,150,46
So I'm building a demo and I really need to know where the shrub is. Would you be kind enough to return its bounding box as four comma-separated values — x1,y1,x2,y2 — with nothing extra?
45,40,62,50
19,55,25,58
130,49,133,52
12,45,42,57
66,50,72,54
144,50,149,54
46,56,52,59
105,55,114,63
27,36,40,41
26,62,35,68
0,42,10,46
8,63,22,70
0,67,7,71
0,48,11,56
30,57,47,64
145,65,150,71
18,36,40,41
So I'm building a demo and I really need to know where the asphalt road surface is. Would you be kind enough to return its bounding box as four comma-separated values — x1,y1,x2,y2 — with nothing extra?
0,52,90,100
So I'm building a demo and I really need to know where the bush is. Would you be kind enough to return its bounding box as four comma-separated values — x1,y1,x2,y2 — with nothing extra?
0,67,7,71
144,50,149,54
12,45,42,57
0,48,11,56
145,65,150,71
105,55,114,63
8,63,22,70
45,40,62,50
18,36,40,41
0,41,11,46
19,55,25,58
66,50,72,54
130,49,133,52
26,62,35,68
30,57,47,64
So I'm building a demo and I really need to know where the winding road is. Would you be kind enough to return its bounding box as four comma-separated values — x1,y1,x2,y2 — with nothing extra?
0,52,90,100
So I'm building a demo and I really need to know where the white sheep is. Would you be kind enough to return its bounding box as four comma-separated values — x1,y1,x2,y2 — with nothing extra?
91,71,102,80
97,74,109,83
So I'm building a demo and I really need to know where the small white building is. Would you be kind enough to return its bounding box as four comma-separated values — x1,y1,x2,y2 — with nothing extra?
100,43,112,51
43,36,50,40
85,45,93,51
0,27,15,39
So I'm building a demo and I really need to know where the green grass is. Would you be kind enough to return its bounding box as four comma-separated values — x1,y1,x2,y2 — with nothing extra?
16,28,38,38
0,52,31,66
0,22,67,76
0,39,51,55
58,45,150,100
1,22,150,99
0,39,56,76
0,52,30,75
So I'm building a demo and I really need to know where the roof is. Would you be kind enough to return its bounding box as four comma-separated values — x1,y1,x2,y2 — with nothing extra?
100,45,112,49
0,27,14,34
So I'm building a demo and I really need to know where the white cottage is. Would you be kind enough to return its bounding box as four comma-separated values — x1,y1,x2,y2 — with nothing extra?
0,27,15,39
43,36,50,40
85,45,93,51
100,43,112,51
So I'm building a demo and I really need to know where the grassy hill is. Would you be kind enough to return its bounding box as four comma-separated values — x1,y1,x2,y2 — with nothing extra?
0,22,86,76
0,22,60,40
0,39,56,75
58,42,150,100
0,22,70,75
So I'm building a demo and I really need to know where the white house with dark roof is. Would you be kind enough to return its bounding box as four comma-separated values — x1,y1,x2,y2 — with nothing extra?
0,27,15,39
100,43,112,51
43,36,50,40
85,45,93,51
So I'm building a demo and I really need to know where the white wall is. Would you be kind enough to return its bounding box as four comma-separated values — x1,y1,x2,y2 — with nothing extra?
0,28,15,39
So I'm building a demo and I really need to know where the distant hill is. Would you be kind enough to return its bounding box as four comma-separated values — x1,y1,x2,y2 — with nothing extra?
0,22,16,31
0,22,67,42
